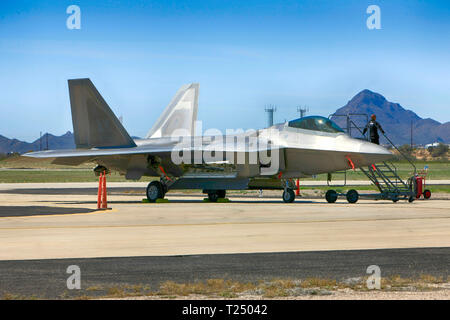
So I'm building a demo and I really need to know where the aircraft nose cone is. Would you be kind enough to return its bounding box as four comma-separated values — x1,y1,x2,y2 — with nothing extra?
358,140,394,164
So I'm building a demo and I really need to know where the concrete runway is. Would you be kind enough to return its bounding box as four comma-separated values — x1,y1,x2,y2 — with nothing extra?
0,183,449,298
0,183,450,260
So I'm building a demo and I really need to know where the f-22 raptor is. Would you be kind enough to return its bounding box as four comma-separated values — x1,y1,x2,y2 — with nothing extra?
25,79,393,203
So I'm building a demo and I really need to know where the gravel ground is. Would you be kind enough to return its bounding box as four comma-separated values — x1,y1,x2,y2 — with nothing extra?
105,290,450,300
104,282,450,300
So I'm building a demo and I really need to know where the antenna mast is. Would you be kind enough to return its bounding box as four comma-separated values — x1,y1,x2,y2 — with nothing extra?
297,105,309,118
265,105,277,127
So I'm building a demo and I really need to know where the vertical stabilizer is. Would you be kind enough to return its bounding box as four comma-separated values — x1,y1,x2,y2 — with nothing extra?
146,83,199,138
68,79,136,149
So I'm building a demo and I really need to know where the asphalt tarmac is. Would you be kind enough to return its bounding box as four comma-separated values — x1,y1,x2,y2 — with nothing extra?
0,248,448,299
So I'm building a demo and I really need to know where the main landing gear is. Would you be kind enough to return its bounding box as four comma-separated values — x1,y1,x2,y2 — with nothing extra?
146,180,167,202
205,190,226,202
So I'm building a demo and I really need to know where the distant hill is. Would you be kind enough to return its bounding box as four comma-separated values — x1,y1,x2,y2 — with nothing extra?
0,131,75,154
331,90,450,145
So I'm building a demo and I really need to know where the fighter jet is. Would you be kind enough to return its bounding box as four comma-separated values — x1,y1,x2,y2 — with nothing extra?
24,79,394,203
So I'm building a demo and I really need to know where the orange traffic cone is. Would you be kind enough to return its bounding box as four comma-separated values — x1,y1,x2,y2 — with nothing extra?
101,171,108,209
97,173,103,209
97,171,109,210
295,179,300,196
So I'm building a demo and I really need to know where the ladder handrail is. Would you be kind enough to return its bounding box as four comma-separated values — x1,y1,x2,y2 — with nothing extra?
349,119,367,138
331,113,417,175
381,132,417,175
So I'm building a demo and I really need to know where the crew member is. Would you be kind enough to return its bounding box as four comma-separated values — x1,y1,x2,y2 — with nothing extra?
363,114,385,145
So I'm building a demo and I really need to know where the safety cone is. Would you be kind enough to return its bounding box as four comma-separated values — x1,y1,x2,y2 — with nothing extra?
97,171,109,210
101,171,108,209
97,172,103,209
295,179,300,196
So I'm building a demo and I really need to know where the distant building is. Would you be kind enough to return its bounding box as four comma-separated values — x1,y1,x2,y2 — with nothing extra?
424,142,447,149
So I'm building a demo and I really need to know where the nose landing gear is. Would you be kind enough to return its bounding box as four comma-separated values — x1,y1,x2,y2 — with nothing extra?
282,188,295,203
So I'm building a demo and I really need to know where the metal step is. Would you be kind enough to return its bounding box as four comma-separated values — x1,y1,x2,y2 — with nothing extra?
362,159,413,198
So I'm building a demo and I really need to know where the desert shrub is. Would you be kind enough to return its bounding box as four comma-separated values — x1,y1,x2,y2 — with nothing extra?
430,143,449,158
398,144,413,154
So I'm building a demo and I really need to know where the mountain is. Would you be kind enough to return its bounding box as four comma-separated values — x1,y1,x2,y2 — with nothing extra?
331,90,450,145
0,131,75,154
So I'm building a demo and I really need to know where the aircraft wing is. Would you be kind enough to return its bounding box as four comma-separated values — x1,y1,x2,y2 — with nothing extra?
23,145,173,159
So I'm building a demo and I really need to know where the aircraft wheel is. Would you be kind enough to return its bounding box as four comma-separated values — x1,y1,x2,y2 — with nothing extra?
325,190,338,203
208,192,219,202
392,196,399,203
146,181,164,202
408,195,415,203
217,190,226,199
282,189,295,203
423,189,431,199
346,189,359,204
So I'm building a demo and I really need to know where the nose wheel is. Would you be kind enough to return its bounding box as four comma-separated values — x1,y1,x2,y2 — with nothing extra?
282,188,295,203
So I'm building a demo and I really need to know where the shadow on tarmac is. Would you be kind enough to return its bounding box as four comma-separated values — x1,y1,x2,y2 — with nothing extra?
0,206,97,217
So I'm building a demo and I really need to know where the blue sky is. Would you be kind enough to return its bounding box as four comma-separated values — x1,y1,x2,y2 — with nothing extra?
0,0,449,141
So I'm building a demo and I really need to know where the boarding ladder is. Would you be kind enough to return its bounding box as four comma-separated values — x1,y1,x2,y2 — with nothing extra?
329,113,417,202
360,132,417,201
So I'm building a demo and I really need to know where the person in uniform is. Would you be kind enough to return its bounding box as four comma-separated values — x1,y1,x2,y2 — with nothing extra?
363,114,385,145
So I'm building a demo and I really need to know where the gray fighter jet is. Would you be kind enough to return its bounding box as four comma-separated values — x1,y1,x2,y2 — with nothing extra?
25,79,394,203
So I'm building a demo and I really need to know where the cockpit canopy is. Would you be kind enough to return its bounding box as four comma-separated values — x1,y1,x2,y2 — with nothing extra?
288,116,344,133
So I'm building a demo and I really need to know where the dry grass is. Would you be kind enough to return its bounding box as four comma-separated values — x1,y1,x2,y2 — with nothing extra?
0,155,94,169
158,279,256,297
4,274,445,300
134,275,448,298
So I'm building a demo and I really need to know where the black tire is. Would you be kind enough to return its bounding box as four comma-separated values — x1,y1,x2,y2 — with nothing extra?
146,181,164,202
408,195,415,203
392,196,399,203
282,189,295,203
346,189,359,204
217,190,226,199
325,190,338,203
208,192,219,202
423,189,431,199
